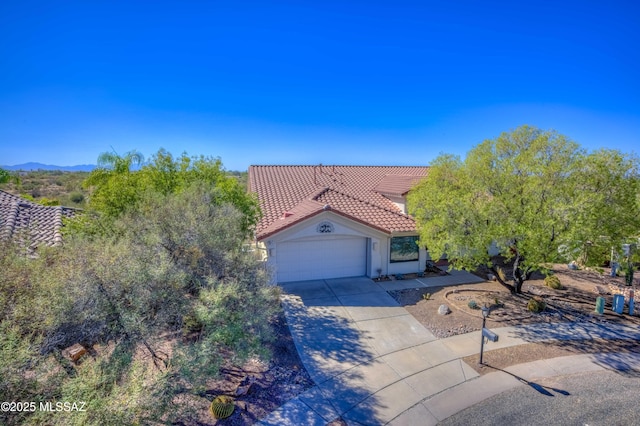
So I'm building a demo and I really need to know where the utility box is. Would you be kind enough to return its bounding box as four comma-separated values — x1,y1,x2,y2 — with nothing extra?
613,294,625,314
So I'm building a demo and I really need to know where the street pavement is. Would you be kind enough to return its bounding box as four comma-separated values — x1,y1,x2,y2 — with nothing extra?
439,370,640,426
258,275,640,426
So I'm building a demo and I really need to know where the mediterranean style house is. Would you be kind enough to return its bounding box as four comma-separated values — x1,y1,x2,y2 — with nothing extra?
248,165,429,283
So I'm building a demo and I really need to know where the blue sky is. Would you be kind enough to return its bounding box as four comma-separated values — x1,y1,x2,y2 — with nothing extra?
1,1,638,171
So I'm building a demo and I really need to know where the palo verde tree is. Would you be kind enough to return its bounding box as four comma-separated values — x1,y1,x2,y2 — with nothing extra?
408,125,640,293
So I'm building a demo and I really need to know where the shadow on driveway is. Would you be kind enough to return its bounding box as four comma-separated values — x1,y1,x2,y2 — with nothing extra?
279,277,419,425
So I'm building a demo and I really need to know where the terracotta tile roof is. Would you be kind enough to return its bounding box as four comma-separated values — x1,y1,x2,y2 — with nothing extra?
248,165,428,240
373,175,425,196
0,190,77,249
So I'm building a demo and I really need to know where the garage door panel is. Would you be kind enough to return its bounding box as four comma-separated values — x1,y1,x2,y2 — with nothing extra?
277,237,366,282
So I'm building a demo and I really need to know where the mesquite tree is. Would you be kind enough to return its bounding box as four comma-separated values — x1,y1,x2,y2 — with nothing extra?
408,125,640,293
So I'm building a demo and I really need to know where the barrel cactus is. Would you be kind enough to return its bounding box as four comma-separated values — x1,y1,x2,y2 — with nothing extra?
544,275,563,290
210,395,235,419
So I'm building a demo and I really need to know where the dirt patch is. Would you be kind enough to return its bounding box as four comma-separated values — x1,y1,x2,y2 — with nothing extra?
463,339,640,376
186,310,314,425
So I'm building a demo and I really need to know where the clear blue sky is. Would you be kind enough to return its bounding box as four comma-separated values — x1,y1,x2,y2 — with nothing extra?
1,1,638,171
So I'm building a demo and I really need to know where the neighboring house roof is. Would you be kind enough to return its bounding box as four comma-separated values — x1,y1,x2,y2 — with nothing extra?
0,190,77,249
249,165,428,240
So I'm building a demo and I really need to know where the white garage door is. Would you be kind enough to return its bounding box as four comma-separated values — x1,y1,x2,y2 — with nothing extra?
276,237,367,282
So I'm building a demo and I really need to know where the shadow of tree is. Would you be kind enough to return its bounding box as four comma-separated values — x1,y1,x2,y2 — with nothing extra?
510,322,640,378
483,364,571,397
282,295,377,377
279,293,385,424
542,282,640,325
512,320,640,343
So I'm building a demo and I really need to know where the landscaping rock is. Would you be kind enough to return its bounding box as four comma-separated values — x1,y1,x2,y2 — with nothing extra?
235,376,256,396
62,343,87,362
438,304,451,315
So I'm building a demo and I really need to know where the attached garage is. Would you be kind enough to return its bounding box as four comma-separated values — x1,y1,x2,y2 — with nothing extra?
276,236,367,283
249,165,430,284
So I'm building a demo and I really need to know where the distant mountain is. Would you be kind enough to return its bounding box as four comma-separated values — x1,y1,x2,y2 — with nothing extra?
2,163,96,172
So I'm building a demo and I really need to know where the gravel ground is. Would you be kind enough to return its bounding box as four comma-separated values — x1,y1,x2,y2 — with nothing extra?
391,262,640,379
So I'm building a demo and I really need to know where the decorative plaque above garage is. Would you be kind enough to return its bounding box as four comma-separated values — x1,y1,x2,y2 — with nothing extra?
316,221,334,233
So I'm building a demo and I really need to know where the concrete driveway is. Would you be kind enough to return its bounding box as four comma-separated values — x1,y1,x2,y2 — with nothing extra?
262,276,479,425
259,274,640,425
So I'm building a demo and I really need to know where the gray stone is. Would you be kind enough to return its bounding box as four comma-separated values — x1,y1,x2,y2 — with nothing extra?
438,304,451,315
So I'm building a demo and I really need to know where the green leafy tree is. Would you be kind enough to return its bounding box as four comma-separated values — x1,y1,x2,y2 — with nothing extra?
408,125,640,293
0,168,19,185
82,150,145,217
82,149,259,235
565,148,640,265
0,168,10,183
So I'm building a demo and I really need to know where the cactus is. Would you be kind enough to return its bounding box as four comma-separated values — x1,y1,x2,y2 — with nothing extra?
210,395,235,419
544,275,563,289
527,297,546,313
624,263,634,286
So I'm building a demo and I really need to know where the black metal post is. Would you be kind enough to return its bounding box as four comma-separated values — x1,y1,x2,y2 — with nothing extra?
479,314,487,365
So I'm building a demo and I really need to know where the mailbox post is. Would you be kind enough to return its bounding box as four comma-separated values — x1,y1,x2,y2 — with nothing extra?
479,305,499,365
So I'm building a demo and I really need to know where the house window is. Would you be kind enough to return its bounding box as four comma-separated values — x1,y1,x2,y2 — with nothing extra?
390,236,419,263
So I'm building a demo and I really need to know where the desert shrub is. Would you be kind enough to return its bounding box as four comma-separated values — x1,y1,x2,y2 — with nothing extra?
69,192,84,203
27,344,158,426
38,197,60,206
527,297,546,313
468,300,479,309
0,184,280,424
422,292,431,301
544,275,563,289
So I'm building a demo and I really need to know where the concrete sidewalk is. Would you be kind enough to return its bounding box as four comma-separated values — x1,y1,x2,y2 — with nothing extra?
258,276,640,426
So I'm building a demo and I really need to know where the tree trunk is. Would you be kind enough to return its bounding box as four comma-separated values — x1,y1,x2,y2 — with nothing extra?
489,266,516,294
512,251,529,294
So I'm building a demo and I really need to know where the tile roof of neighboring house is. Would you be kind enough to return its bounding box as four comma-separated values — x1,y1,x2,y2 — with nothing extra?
248,165,429,240
0,190,77,249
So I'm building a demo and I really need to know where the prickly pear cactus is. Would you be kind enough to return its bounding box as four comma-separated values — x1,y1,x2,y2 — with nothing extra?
210,395,235,419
